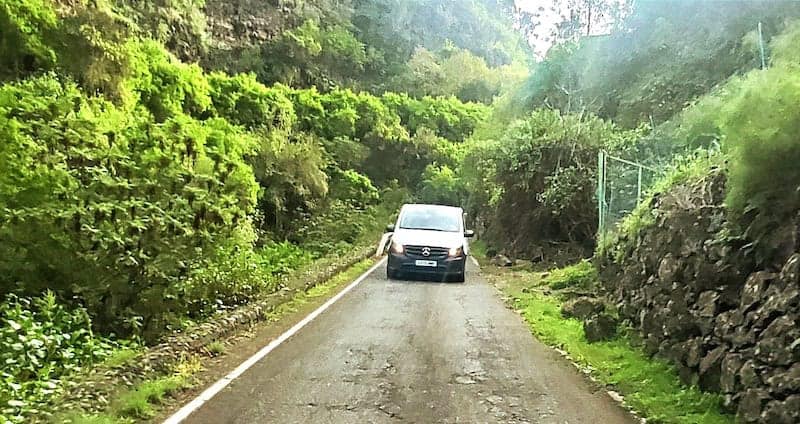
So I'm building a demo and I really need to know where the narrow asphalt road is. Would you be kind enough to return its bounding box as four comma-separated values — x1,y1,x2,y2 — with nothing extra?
182,260,636,424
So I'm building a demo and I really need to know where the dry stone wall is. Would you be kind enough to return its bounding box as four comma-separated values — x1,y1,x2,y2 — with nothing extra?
598,170,800,423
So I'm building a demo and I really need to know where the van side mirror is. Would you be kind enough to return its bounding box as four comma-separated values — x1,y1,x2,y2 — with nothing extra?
464,230,475,238
386,224,395,233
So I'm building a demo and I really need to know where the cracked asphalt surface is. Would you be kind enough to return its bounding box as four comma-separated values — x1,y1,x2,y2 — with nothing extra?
183,260,636,424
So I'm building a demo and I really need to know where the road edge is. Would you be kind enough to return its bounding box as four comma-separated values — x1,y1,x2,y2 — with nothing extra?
162,257,387,424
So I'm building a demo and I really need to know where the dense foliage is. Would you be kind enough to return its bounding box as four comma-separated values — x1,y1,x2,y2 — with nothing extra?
461,109,641,256
1,292,118,421
0,2,495,420
511,0,800,127
5,0,800,422
0,44,485,339
201,0,530,102
649,20,800,265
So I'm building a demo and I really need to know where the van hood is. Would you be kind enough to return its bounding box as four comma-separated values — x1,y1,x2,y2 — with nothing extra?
391,228,464,249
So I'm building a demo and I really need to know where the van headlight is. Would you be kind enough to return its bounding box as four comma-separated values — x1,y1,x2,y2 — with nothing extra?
448,246,463,257
390,241,404,254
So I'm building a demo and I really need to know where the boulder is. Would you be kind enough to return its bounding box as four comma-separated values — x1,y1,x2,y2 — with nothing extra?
677,363,696,386
766,363,800,395
714,310,744,343
660,340,686,364
643,334,661,356
739,271,776,313
561,297,605,320
731,326,758,348
490,254,513,267
698,346,726,392
718,277,744,310
753,285,800,328
662,305,699,339
779,253,800,286
683,337,705,368
657,253,682,284
722,394,739,414
737,389,771,423
583,313,618,343
755,315,800,366
761,395,800,424
695,290,719,318
738,360,762,389
531,246,545,263
720,353,743,394
640,308,663,337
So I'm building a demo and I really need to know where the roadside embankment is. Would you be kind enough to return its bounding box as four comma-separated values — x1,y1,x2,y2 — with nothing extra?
597,169,800,423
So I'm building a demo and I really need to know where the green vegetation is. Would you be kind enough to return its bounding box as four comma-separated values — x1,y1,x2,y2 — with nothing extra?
221,0,530,99
596,149,724,258
205,341,226,356
0,1,500,422
542,260,597,290
102,349,141,370
596,19,800,265
263,258,376,323
0,292,120,421
460,109,642,257
113,375,190,419
491,269,731,424
57,412,133,424
4,0,800,422
510,1,800,128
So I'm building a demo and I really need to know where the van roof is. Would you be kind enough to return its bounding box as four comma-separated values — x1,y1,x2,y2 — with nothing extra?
401,203,462,212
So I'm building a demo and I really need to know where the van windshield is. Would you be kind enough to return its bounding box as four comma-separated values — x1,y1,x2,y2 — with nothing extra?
399,207,461,232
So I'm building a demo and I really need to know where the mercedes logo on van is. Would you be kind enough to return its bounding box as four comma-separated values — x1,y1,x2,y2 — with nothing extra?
422,247,431,257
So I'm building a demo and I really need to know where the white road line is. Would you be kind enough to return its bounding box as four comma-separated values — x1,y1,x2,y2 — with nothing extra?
470,255,480,268
162,257,387,424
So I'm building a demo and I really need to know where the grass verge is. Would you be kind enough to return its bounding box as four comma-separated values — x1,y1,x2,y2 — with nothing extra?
261,258,375,323
487,265,733,424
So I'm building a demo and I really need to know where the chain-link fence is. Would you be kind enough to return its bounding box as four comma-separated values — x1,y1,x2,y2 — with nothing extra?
597,151,660,241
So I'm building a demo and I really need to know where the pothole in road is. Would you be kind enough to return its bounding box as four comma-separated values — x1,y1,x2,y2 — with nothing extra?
486,394,504,405
453,370,487,385
454,375,477,384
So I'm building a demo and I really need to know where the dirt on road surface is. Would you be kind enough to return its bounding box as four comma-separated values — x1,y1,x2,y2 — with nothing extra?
179,260,636,424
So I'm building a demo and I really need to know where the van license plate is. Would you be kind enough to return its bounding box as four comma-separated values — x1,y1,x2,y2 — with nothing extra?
415,260,437,267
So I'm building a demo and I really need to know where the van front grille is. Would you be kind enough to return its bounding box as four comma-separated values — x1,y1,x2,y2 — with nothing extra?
404,245,449,259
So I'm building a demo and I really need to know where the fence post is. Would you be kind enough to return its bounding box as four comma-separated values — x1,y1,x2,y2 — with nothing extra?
597,150,605,235
637,165,643,204
758,21,767,70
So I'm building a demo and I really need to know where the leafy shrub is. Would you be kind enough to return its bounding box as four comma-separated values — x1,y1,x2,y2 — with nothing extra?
542,260,598,290
257,241,313,277
1,0,136,98
295,200,374,256
208,73,296,130
0,292,117,423
417,164,464,206
249,19,371,90
116,0,208,61
382,92,489,142
0,75,259,339
469,109,640,255
0,0,58,79
127,40,212,121
328,169,380,208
